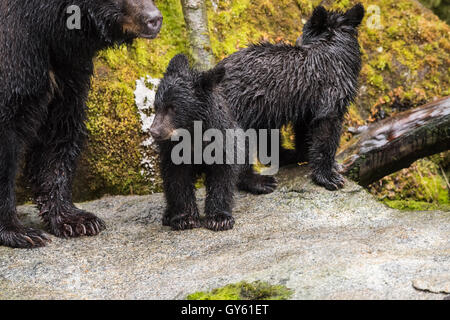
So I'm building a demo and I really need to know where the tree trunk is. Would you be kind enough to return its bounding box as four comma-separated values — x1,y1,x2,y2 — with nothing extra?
337,96,450,186
180,0,215,71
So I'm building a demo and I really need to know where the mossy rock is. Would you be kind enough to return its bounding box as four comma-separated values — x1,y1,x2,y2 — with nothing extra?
384,199,450,211
186,281,293,300
64,0,449,202
370,156,450,210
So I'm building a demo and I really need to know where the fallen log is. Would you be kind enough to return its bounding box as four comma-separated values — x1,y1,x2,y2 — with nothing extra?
337,96,450,186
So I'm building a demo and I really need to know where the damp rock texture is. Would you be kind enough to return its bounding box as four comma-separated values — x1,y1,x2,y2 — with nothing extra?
1,166,449,300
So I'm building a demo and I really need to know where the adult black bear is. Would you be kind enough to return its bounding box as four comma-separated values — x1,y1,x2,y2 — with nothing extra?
0,0,162,248
150,54,277,232
215,4,365,191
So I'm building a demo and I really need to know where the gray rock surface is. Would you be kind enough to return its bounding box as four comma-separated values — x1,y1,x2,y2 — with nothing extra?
412,277,450,294
1,166,449,300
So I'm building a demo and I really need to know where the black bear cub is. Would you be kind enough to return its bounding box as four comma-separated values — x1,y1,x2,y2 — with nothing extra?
215,4,365,191
150,54,276,232
0,0,162,248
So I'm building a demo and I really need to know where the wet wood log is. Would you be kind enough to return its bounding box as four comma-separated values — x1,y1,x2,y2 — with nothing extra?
337,96,450,186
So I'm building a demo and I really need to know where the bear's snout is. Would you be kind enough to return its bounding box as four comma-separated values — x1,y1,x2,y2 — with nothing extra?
143,10,163,38
122,0,163,39
150,112,174,141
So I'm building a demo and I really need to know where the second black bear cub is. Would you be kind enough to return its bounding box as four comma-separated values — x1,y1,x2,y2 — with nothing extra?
216,4,365,191
151,54,265,231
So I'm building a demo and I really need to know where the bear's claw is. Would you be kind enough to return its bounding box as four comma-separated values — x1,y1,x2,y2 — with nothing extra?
0,223,51,248
238,174,277,195
41,206,106,238
170,214,201,230
203,212,235,231
312,169,345,191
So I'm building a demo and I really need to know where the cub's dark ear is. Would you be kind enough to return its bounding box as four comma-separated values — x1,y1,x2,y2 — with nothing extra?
310,5,328,30
166,54,190,75
199,66,226,92
345,3,365,27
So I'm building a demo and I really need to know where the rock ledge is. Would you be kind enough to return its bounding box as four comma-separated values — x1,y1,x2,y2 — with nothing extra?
1,166,449,299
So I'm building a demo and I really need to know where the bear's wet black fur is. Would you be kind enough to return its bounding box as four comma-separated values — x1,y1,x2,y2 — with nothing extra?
215,4,365,191
0,0,162,248
151,54,276,232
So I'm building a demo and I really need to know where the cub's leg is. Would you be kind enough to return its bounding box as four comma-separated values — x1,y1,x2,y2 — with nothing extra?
203,165,237,231
237,164,277,195
236,134,277,194
160,158,200,230
308,117,345,190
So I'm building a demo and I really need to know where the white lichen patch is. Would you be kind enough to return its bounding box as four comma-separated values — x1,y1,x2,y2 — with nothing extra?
134,76,161,178
135,76,160,144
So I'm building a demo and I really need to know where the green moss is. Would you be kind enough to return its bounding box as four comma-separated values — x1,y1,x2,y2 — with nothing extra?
369,72,386,90
384,200,450,211
373,53,392,71
281,123,296,150
186,281,293,300
370,157,450,211
206,0,322,60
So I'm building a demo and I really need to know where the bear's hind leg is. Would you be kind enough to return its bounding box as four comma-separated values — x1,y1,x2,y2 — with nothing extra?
0,129,50,248
237,139,277,194
309,117,345,190
237,164,277,195
203,165,236,231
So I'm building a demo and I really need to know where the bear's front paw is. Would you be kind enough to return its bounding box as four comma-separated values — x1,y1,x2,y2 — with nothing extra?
170,214,201,231
312,169,345,191
41,205,106,238
203,212,235,231
238,175,277,195
0,222,51,248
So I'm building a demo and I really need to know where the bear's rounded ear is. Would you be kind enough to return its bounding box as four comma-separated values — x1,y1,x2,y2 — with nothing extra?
344,3,365,28
166,54,190,75
310,5,328,30
199,66,226,92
